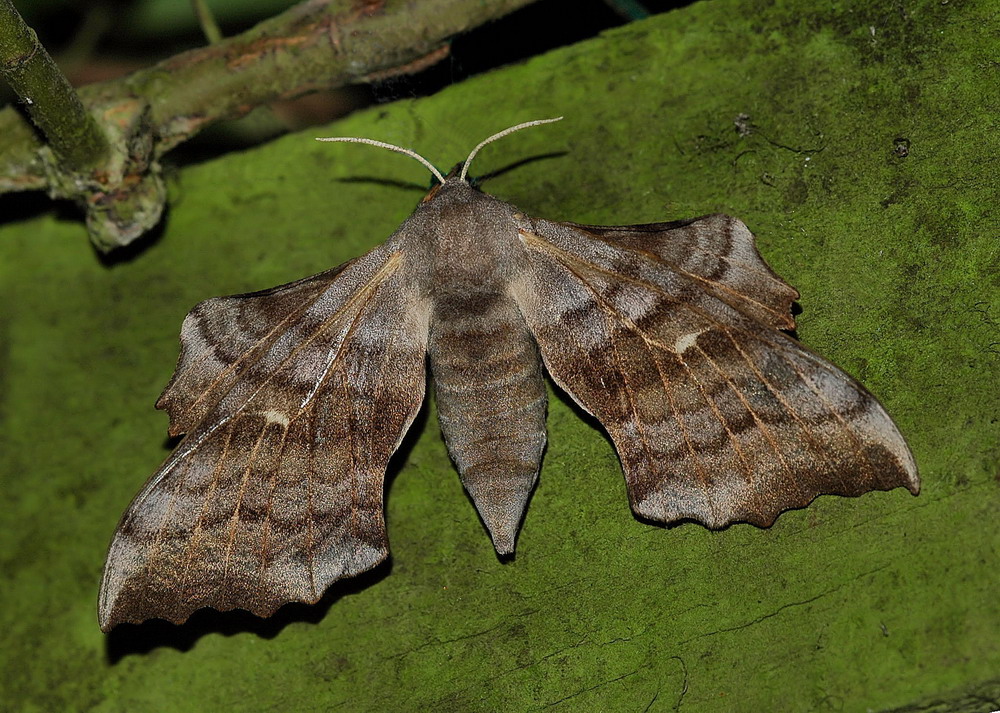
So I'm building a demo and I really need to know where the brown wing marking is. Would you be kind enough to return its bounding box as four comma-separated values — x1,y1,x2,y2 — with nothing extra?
157,261,355,436
566,214,800,330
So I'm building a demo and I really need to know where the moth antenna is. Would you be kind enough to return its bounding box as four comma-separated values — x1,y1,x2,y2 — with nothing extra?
459,117,564,182
315,136,447,185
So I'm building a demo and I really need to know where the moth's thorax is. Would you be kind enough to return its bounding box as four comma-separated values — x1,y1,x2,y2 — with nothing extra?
406,180,524,295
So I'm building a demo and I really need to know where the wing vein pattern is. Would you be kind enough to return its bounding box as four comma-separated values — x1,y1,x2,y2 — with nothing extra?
514,217,917,528
99,247,429,629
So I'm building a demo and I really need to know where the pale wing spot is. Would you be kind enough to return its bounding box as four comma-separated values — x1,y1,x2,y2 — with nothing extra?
264,410,290,426
673,329,707,354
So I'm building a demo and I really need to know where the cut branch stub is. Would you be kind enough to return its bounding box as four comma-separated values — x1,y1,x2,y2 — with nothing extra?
35,98,165,251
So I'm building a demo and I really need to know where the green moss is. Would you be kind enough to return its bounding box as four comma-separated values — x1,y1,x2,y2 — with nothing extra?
1,0,997,710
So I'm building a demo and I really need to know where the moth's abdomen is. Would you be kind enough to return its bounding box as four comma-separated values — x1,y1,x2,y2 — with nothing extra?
429,292,547,555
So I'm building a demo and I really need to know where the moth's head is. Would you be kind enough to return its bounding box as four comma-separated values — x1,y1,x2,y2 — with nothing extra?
315,117,563,201
418,163,467,205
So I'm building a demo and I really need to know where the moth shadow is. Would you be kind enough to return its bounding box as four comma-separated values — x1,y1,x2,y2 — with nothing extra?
336,175,429,192
333,151,565,200
547,378,617,454
103,560,392,663
631,511,741,532
384,381,430,494
472,151,568,186
789,300,803,338
105,396,430,664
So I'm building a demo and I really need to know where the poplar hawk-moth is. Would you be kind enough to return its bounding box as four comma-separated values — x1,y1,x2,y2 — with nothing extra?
99,119,918,630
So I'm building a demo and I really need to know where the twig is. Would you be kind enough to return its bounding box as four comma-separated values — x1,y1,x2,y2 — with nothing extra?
0,0,543,251
191,0,224,45
0,0,110,173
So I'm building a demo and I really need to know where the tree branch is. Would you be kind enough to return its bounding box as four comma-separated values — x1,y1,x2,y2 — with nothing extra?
0,0,542,251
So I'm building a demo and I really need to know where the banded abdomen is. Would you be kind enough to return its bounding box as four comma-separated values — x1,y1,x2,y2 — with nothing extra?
428,290,546,554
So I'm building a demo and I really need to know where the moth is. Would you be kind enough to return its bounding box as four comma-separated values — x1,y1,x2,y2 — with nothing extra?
99,118,919,631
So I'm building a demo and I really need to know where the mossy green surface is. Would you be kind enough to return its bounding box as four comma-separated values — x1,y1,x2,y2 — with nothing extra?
1,0,997,710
